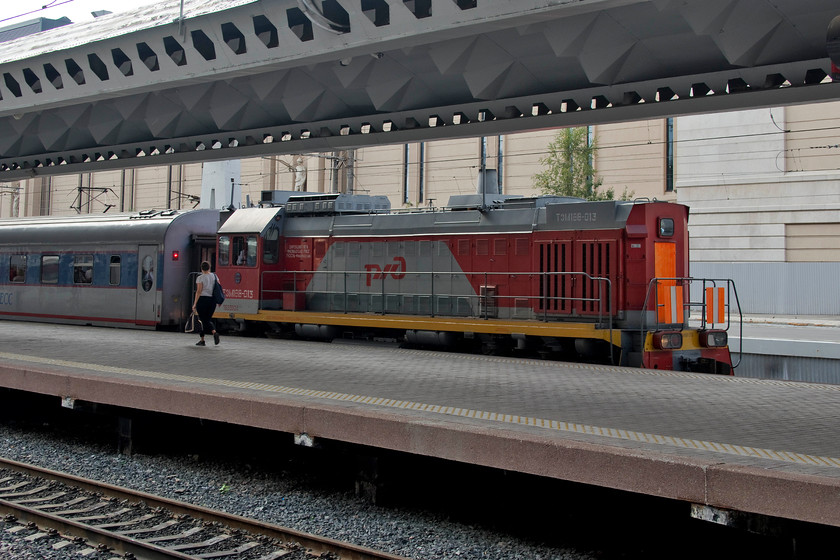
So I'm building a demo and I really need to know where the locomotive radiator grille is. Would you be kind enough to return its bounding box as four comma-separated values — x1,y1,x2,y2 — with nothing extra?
580,241,611,314
538,242,571,313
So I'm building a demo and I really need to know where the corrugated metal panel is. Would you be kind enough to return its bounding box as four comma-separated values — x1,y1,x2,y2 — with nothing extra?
691,262,840,315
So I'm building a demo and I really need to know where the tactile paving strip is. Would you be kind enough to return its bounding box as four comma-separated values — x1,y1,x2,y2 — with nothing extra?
3,351,838,469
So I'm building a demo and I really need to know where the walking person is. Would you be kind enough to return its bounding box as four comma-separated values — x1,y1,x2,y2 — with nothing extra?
192,261,220,346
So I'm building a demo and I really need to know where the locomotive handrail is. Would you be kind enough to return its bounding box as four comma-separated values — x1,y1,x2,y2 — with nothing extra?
640,277,743,368
259,270,614,333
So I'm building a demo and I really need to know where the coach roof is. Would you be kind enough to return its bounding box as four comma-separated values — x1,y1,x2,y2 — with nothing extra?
0,209,218,246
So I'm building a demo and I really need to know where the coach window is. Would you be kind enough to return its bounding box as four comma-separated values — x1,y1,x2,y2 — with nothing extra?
74,254,93,284
41,255,59,284
141,255,154,292
263,228,279,264
9,255,26,283
109,256,121,285
659,218,674,238
218,236,230,266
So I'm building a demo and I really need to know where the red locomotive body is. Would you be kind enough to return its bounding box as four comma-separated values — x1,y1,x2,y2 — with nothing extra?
214,193,739,374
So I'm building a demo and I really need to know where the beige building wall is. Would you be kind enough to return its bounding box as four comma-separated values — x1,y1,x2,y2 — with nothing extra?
676,101,840,263
0,181,22,218
423,138,482,203
784,103,840,173
594,119,673,201
354,144,410,204
501,129,556,196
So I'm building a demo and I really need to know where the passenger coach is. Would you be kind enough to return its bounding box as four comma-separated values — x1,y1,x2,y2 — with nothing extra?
0,209,219,328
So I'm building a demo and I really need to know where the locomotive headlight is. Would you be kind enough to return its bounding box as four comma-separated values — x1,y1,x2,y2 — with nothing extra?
652,331,683,350
700,330,728,348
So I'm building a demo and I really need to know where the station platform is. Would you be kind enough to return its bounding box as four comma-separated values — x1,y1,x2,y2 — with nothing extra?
0,320,839,529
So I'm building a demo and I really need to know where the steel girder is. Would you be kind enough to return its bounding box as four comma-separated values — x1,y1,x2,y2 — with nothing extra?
0,0,838,180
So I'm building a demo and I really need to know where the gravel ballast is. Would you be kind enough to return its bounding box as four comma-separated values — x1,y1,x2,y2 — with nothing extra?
0,421,594,560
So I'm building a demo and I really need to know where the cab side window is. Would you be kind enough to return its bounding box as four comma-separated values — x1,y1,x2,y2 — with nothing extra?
218,236,230,266
246,236,257,266
263,228,279,264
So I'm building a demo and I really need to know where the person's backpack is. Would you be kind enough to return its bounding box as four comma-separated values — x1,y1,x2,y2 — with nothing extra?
213,274,225,305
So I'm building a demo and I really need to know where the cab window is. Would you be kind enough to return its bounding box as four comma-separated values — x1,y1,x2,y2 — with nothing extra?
659,218,674,238
218,236,230,266
246,236,257,266
263,228,279,264
232,235,257,266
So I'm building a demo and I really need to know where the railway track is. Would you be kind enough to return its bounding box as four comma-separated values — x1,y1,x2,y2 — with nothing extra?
0,456,409,560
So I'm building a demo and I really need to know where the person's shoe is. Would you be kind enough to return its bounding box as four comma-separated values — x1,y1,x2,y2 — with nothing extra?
196,340,206,346
213,332,220,345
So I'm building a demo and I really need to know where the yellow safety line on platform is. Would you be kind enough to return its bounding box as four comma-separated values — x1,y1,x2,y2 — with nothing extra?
2,351,839,470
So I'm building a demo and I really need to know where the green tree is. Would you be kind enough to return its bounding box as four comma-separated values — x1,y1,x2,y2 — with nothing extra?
533,128,617,200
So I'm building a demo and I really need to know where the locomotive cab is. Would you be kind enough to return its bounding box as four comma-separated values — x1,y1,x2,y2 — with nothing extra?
622,202,738,374
215,207,286,316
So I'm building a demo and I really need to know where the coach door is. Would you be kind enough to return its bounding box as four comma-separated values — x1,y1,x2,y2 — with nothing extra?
135,245,158,326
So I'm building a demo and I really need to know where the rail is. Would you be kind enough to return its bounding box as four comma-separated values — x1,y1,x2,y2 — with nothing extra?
641,277,743,368
0,456,409,560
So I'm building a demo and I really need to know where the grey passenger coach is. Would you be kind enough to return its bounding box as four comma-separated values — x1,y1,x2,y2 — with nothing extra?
0,209,219,328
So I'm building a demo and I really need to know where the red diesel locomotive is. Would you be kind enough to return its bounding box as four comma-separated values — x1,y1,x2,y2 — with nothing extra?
213,192,740,374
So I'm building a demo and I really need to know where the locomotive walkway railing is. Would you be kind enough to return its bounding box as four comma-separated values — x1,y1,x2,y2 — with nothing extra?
642,277,743,367
260,270,613,326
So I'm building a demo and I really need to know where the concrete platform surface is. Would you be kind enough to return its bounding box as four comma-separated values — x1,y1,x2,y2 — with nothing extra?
0,320,839,527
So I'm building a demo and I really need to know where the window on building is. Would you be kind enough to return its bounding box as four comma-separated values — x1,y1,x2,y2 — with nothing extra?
10,255,26,283
41,255,59,284
73,254,93,284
